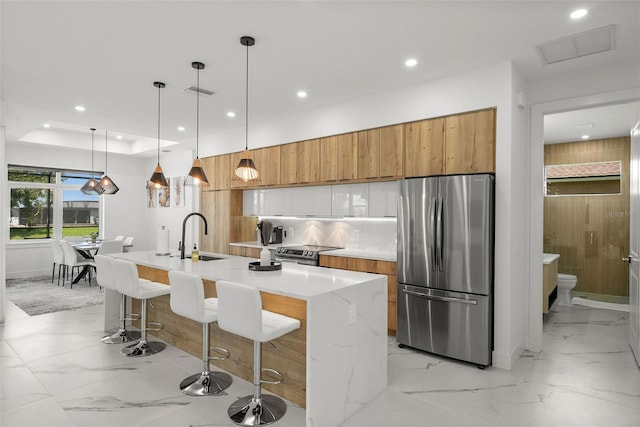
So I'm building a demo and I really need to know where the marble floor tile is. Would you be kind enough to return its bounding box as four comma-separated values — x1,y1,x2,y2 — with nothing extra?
2,301,640,426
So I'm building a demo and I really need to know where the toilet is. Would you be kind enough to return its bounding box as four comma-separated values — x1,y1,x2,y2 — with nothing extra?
557,273,577,306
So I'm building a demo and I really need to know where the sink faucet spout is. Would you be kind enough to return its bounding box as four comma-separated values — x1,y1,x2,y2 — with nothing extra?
181,212,208,259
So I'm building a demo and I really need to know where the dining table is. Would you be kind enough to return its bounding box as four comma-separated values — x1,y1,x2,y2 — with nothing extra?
70,241,101,284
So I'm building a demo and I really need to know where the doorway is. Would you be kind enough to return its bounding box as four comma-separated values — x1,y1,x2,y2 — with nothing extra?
529,89,640,352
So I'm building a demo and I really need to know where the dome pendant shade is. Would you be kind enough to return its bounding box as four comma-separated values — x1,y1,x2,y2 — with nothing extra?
147,163,169,189
185,62,210,187
99,175,120,194
100,130,119,195
234,150,259,182
148,81,168,190
81,128,105,195
81,177,105,195
185,157,209,186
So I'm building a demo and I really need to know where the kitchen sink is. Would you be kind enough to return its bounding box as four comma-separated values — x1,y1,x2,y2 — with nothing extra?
198,255,225,261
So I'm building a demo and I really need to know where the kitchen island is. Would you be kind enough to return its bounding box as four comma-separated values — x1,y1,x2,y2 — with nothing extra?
109,251,387,427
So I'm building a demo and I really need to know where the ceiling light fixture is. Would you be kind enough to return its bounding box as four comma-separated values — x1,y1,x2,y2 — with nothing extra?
177,126,185,132
227,111,236,118
234,36,260,183
99,130,119,194
147,81,169,190
43,123,50,128
570,9,588,20
297,90,307,98
74,105,86,112
581,134,590,139
405,58,418,67
80,128,105,195
185,61,209,186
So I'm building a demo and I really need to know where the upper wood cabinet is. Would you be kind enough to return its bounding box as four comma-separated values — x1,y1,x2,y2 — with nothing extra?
202,153,231,190
252,146,281,187
357,124,404,179
404,117,445,177
320,133,357,182
444,108,495,174
280,142,298,185
297,138,320,184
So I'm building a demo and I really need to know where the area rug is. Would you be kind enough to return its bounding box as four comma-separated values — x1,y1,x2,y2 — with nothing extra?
6,275,104,316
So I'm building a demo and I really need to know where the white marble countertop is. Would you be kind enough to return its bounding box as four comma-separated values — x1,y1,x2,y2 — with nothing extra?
110,250,383,300
229,241,286,249
543,253,560,264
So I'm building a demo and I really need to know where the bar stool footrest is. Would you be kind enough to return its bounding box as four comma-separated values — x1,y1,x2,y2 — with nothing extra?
260,368,283,385
146,322,164,332
208,347,230,361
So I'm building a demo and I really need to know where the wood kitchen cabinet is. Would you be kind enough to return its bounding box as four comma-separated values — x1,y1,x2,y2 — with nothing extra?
320,133,357,182
251,146,281,187
229,245,261,258
357,124,404,179
202,153,231,190
444,108,495,174
297,138,320,184
404,117,445,177
319,255,397,336
280,142,299,185
200,190,244,254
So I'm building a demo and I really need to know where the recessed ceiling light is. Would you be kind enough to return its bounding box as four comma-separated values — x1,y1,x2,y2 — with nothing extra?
297,91,307,98
570,9,588,20
43,123,50,128
581,134,590,139
227,111,236,118
116,135,123,140
177,126,185,132
405,58,418,67
74,105,86,112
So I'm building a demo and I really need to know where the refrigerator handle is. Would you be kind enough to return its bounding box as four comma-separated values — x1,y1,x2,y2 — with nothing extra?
403,289,478,305
436,196,443,271
430,197,437,271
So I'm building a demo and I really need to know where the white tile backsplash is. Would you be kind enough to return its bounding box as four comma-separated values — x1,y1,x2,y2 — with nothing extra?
259,216,396,252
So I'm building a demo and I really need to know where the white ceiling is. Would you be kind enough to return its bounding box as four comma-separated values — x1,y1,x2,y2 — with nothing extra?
2,1,639,156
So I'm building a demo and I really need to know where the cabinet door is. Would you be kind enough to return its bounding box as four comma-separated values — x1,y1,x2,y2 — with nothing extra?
319,135,339,182
379,124,404,178
292,186,332,216
368,181,399,217
357,129,379,179
338,133,357,181
280,143,298,185
404,118,444,177
444,108,496,174
213,153,231,190
297,139,320,184
200,190,230,254
249,146,280,187
331,183,368,217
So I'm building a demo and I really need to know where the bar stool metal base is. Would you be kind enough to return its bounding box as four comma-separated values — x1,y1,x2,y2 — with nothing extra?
228,394,287,426
180,371,233,396
121,340,166,357
101,329,141,344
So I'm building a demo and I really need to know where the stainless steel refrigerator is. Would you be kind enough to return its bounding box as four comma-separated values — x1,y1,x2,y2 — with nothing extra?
397,174,494,367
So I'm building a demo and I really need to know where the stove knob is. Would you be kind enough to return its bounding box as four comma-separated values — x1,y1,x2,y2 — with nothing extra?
302,250,308,256
308,251,316,257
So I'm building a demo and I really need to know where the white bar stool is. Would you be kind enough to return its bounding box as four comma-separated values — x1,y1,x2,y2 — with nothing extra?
94,255,141,344
168,271,233,396
215,280,301,426
112,259,170,357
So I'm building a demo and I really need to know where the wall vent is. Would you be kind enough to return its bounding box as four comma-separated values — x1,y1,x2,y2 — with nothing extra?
183,86,215,96
536,25,616,65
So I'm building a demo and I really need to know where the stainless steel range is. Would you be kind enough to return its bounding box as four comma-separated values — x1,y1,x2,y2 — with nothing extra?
274,245,342,266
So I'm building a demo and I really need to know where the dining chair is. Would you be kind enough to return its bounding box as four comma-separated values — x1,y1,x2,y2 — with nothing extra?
98,239,123,255
123,236,134,247
50,241,65,286
114,235,124,241
60,240,96,288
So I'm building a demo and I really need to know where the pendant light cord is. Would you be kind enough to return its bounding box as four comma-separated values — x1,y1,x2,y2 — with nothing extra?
196,66,200,158
157,84,161,163
90,129,95,174
245,41,249,151
104,130,108,173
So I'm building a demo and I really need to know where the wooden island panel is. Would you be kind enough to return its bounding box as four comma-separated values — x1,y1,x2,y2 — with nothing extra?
132,265,308,407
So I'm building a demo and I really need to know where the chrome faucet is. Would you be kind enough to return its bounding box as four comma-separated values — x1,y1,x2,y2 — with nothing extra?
180,212,208,259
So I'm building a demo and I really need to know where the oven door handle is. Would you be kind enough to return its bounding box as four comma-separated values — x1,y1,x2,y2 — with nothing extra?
403,289,478,305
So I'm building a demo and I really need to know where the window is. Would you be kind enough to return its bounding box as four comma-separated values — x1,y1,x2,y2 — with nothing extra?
544,161,622,196
8,166,101,241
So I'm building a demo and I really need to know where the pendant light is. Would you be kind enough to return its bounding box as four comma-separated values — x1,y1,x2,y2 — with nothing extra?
147,81,168,189
234,35,259,182
99,129,120,194
185,61,209,186
80,128,105,195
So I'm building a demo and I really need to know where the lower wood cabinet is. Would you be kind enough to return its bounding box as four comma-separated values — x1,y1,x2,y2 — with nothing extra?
228,245,261,258
319,255,397,336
